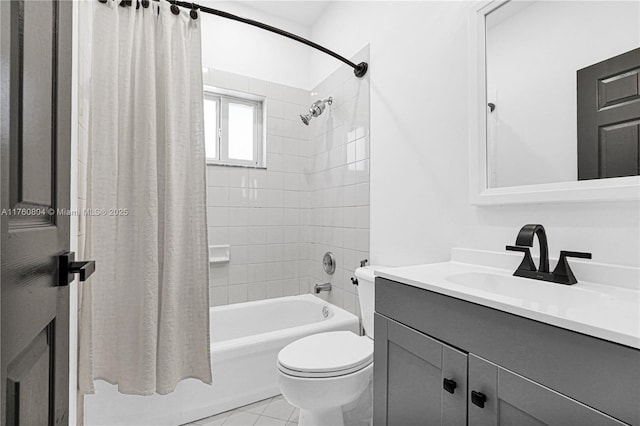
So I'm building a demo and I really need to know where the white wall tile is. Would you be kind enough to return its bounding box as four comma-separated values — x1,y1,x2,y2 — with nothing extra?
208,207,229,227
230,245,248,265
229,207,249,226
210,286,228,306
247,245,267,264
228,167,249,188
247,263,266,282
209,264,229,287
247,226,267,245
229,264,248,285
267,99,285,119
266,208,284,226
229,188,249,207
266,280,284,298
248,169,267,189
209,227,230,245
229,227,249,245
248,208,267,226
266,244,284,262
283,278,300,296
207,166,229,187
267,136,283,154
207,187,229,206
248,282,266,301
266,263,284,281
228,283,248,304
266,226,284,244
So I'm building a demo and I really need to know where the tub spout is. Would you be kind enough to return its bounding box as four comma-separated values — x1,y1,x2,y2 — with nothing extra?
314,283,332,294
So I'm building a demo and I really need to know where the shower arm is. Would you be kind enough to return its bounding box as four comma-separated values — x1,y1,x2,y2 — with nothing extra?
107,0,369,78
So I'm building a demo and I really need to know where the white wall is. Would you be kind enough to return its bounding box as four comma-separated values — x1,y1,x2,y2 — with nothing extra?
200,1,312,89
486,1,639,187
309,1,640,268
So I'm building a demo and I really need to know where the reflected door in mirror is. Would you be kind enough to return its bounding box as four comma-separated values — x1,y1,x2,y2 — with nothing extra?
577,48,640,180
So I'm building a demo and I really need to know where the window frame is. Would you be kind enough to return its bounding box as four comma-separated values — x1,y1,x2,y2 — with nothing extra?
203,88,264,168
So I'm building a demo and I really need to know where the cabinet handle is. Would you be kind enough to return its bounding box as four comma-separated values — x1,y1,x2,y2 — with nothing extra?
443,378,457,394
471,391,487,408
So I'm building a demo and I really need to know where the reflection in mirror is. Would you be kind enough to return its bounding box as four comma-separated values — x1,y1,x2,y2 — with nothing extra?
485,1,639,188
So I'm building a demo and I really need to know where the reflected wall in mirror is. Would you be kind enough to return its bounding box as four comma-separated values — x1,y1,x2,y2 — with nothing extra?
485,1,640,189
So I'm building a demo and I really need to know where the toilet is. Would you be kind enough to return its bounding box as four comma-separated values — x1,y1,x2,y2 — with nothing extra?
277,266,380,426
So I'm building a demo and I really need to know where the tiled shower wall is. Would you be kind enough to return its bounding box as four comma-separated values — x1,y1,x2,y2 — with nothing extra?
205,68,311,306
303,46,371,315
206,46,370,317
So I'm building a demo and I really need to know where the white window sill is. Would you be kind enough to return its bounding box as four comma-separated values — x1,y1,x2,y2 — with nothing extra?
206,161,266,170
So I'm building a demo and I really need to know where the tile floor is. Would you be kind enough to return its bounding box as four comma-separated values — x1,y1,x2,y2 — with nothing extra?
185,395,299,426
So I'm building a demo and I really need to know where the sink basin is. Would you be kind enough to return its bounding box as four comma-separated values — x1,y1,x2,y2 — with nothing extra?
446,271,523,295
445,271,613,307
445,271,557,303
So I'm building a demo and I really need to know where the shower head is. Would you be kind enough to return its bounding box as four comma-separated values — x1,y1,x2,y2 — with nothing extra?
300,97,333,126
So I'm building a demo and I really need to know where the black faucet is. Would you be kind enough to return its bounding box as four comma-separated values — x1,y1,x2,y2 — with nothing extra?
506,224,592,285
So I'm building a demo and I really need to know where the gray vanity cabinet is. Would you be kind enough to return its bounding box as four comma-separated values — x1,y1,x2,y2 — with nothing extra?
468,355,626,426
374,278,640,426
373,314,467,426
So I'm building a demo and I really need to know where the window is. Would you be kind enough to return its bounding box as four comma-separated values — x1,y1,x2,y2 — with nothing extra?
204,90,264,167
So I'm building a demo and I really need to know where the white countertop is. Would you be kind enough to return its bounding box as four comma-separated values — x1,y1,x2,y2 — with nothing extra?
376,256,640,349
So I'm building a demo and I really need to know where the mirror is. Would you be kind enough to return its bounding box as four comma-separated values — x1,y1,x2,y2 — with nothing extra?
484,1,639,189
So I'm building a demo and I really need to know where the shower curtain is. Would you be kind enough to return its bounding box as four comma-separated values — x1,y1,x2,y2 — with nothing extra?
78,0,211,396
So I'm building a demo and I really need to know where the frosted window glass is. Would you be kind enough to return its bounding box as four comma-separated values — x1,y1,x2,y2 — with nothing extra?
204,98,218,159
228,102,254,161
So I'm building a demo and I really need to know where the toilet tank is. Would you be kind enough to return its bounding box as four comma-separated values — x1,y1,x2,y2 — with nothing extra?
355,266,383,339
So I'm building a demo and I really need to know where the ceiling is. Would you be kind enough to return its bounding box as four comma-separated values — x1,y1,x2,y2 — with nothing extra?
238,1,331,27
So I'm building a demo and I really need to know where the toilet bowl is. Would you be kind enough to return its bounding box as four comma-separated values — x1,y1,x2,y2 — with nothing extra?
277,266,381,426
278,331,373,426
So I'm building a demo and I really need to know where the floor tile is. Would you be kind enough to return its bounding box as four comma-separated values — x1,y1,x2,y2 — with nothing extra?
222,411,260,426
193,411,230,426
254,416,288,426
261,396,295,421
237,397,272,415
288,410,299,423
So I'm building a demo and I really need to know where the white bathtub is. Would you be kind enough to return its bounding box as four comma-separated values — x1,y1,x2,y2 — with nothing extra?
84,294,360,425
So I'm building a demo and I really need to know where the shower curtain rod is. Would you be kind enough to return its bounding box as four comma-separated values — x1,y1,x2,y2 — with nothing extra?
106,0,369,78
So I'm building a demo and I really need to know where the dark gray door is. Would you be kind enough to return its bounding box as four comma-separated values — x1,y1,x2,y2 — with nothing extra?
373,314,467,426
467,354,627,426
1,0,72,425
577,48,640,180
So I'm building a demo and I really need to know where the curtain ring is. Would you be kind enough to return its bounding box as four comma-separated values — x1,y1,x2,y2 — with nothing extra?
170,0,180,15
190,2,198,19
141,0,149,7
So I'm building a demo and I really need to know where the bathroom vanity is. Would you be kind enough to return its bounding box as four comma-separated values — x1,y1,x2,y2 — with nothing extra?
372,253,640,426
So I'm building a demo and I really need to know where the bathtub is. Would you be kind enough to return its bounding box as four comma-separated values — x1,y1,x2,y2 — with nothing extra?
84,294,360,425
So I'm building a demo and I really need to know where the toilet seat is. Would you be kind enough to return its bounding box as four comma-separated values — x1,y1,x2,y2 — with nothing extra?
277,331,373,378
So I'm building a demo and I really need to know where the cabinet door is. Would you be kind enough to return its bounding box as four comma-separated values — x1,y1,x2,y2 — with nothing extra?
373,314,467,426
468,354,628,426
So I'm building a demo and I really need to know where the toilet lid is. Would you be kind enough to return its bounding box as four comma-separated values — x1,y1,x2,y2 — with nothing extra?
277,331,373,378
